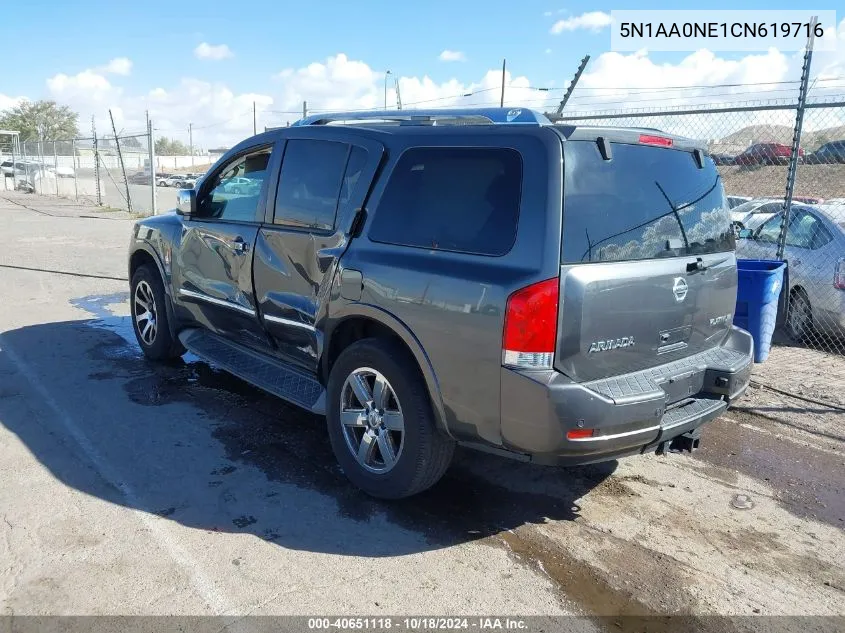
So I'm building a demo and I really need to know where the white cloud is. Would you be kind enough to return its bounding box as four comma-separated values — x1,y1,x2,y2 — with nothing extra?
100,57,132,75
0,93,25,112
543,11,552,17
194,42,233,60
10,44,843,149
550,11,611,34
545,48,552,55
438,49,466,62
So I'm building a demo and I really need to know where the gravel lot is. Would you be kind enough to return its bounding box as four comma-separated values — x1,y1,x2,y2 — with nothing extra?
1,192,843,629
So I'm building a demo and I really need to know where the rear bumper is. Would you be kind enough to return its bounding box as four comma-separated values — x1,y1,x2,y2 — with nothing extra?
499,327,753,465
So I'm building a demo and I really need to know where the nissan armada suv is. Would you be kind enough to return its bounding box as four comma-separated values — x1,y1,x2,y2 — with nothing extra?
127,107,753,499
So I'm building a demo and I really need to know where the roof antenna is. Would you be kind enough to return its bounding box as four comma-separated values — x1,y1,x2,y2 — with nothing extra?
555,55,590,116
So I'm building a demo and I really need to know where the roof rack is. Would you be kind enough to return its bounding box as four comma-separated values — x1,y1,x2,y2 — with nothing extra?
292,107,552,127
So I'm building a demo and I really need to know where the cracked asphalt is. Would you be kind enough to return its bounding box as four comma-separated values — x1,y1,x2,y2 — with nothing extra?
1,193,843,629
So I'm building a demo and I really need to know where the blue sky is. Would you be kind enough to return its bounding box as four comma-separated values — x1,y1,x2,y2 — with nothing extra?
2,1,843,146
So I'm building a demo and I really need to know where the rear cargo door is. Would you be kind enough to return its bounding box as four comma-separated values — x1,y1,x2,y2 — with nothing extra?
555,137,737,382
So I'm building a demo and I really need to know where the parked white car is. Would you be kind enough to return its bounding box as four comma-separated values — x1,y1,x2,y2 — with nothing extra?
52,165,75,178
736,204,845,340
158,174,188,187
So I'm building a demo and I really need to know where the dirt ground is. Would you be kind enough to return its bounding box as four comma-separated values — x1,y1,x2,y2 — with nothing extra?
1,192,843,630
720,163,845,200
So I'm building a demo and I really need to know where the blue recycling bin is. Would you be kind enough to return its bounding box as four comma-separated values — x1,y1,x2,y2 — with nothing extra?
734,259,786,363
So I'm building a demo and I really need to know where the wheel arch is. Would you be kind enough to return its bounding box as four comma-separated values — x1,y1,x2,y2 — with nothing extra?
129,244,178,340
322,306,452,438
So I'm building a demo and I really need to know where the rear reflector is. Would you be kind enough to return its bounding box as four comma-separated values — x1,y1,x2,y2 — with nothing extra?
566,429,594,440
502,277,559,370
639,134,673,147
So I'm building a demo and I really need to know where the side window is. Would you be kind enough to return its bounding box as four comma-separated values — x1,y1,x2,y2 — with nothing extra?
760,203,783,214
369,147,522,256
339,146,368,208
197,148,271,222
274,139,349,230
786,211,832,250
756,216,782,243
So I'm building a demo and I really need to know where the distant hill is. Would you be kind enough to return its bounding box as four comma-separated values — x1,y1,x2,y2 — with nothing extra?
717,124,845,151
719,125,793,145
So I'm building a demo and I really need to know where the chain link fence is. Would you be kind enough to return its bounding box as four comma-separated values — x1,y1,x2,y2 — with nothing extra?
0,122,209,215
555,98,845,374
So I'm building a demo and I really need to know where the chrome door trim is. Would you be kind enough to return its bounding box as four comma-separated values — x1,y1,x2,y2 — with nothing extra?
178,288,256,317
263,313,316,331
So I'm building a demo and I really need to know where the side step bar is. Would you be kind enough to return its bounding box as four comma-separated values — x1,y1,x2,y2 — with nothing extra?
178,329,326,415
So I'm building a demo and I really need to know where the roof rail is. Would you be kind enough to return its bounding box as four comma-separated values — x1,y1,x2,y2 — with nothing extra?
292,107,552,127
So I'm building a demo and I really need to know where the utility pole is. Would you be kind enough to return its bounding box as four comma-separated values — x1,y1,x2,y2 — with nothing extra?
395,76,402,110
384,70,391,110
188,122,193,168
110,109,132,213
302,101,307,120
147,111,157,216
253,101,257,135
556,55,590,116
500,59,506,107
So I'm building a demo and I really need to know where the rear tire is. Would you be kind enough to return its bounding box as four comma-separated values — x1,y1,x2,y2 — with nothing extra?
130,265,185,361
326,338,454,499
786,289,813,342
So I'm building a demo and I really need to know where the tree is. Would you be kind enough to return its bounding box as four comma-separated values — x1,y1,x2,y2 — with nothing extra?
120,135,143,150
155,136,190,155
0,100,79,141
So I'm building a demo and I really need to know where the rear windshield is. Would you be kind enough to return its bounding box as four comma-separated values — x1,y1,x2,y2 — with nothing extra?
562,141,734,264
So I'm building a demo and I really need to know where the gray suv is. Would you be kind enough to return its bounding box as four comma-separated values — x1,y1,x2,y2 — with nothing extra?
127,108,753,499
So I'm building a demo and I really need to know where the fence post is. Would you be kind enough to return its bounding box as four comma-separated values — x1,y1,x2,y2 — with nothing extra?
53,142,59,197
93,117,102,206
71,139,78,201
109,109,132,213
37,139,44,195
777,16,817,261
10,141,16,191
148,115,157,216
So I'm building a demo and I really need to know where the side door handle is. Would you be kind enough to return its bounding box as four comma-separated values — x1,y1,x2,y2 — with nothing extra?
228,236,250,254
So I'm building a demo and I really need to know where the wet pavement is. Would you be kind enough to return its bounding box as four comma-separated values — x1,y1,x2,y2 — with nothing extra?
1,192,844,624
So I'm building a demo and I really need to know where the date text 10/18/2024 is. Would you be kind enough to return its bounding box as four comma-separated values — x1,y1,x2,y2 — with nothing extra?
308,617,528,630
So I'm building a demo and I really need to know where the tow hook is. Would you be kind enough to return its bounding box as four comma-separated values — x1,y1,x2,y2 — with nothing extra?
656,429,701,455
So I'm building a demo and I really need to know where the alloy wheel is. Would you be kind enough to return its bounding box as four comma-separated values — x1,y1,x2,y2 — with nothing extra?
339,367,405,474
133,280,158,346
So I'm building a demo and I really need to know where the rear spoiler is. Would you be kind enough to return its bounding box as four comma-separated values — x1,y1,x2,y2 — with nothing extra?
555,125,707,153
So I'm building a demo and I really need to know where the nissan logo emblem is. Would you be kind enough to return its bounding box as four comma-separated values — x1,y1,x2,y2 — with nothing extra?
673,277,689,302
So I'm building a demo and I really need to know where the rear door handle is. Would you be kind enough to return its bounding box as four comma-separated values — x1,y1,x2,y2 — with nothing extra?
228,236,249,253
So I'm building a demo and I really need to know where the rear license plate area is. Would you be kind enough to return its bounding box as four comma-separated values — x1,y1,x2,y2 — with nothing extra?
658,370,705,405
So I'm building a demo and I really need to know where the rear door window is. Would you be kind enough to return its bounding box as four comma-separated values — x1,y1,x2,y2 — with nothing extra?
562,141,734,263
274,139,350,231
369,147,522,256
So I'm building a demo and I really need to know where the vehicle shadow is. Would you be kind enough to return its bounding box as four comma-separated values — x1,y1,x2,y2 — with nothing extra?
0,316,616,558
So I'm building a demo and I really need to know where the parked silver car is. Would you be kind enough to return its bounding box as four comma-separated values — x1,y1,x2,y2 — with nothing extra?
736,204,845,340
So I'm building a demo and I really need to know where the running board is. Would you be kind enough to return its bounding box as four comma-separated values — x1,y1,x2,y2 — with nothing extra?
179,329,326,414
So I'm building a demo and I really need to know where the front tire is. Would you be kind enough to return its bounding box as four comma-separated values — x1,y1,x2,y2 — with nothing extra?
326,338,454,499
130,265,185,361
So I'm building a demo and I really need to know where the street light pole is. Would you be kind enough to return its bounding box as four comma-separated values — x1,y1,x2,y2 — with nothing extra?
384,70,392,110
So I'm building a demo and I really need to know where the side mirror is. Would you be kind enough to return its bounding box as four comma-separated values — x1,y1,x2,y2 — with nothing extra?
737,228,753,239
176,189,196,217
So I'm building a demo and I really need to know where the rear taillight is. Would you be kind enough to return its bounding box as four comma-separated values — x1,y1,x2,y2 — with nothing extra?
502,278,559,369
639,134,673,147
835,258,845,290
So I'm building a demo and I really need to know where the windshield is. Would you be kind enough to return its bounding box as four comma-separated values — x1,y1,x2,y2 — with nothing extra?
562,141,735,263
